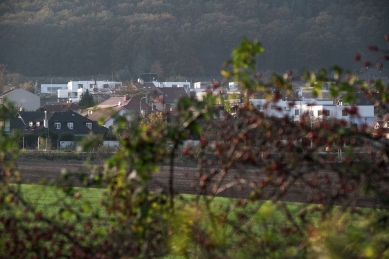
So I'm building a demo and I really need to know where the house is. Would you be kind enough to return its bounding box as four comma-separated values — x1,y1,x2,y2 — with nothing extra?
40,84,68,94
248,96,376,127
41,103,83,113
367,114,389,139
11,111,107,136
84,95,152,128
57,80,122,103
193,82,212,89
86,106,130,128
293,104,375,127
154,87,188,111
0,88,40,111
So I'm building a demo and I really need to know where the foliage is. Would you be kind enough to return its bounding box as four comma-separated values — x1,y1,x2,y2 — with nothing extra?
78,89,95,108
116,65,132,82
0,1,388,77
1,37,389,258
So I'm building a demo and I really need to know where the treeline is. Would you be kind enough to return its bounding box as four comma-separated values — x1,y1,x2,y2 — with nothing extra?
0,0,388,79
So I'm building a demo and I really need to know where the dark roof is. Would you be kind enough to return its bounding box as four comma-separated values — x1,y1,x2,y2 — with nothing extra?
42,103,83,112
13,111,107,135
158,87,188,103
353,93,381,106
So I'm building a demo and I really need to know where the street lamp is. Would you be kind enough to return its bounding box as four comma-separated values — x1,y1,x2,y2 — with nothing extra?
140,96,146,117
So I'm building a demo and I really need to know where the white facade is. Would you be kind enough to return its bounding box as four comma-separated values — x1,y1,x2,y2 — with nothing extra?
194,82,212,89
58,80,122,103
158,82,191,89
103,109,132,128
41,84,68,94
293,104,376,126
228,82,239,92
249,99,375,126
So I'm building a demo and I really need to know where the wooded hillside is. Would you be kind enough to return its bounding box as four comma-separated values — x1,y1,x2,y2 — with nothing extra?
0,0,388,79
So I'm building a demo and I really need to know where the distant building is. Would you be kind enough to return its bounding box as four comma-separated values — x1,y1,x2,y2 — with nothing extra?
58,80,122,103
158,82,191,90
0,88,40,111
84,95,152,128
193,82,212,89
11,111,107,136
154,87,188,111
41,84,67,94
138,73,158,82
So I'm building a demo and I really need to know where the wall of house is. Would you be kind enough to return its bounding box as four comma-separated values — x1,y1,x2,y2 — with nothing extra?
293,104,375,126
161,82,191,89
4,89,40,111
104,109,132,128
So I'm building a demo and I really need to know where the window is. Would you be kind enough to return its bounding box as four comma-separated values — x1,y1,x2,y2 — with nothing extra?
172,84,177,87
29,121,34,127
284,107,290,111
86,122,92,129
318,110,323,116
89,84,94,88
256,105,261,110
323,110,330,116
54,122,61,129
342,109,348,116
67,122,73,129
78,84,83,89
36,121,40,127
295,109,299,115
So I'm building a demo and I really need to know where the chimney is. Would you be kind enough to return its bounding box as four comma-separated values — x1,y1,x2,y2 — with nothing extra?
44,111,48,128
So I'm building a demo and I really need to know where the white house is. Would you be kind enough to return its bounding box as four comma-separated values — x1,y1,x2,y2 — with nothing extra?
293,104,375,126
249,98,375,127
228,82,240,92
58,80,122,103
193,82,212,89
157,82,191,89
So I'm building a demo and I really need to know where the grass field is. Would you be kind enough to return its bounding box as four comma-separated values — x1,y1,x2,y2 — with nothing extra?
5,183,387,258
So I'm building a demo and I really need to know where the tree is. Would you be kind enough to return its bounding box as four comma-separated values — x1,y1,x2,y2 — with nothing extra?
1,37,389,258
78,89,95,108
116,65,132,82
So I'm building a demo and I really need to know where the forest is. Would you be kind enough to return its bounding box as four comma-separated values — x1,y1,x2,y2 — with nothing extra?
0,0,388,80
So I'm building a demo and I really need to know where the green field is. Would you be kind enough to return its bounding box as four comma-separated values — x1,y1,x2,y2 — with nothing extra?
4,184,388,258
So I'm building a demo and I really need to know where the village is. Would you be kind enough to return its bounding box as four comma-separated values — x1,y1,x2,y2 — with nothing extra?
0,68,388,152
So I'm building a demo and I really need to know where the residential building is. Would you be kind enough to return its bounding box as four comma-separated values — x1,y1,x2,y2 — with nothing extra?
249,97,376,127
154,87,188,111
11,111,107,136
367,114,389,139
58,80,122,103
84,95,152,128
0,88,40,111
